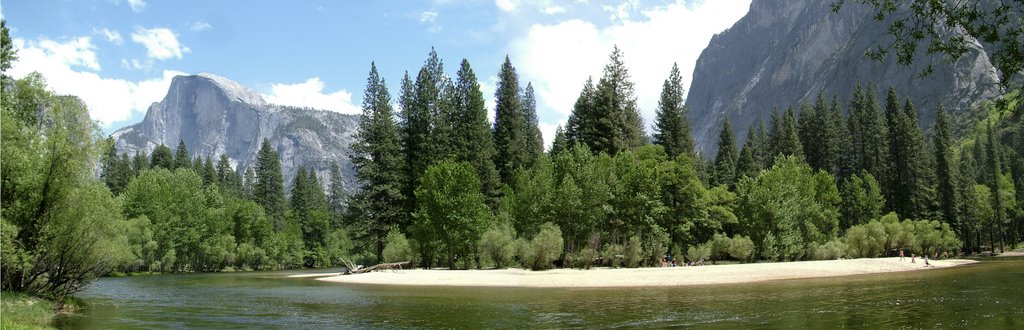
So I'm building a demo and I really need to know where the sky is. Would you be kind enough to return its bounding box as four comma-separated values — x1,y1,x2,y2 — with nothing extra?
2,0,751,147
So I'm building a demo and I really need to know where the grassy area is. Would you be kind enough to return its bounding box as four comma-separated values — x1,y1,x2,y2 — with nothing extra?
0,291,57,330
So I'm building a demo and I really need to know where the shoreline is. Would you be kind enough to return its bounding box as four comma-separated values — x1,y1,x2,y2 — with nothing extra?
295,257,977,288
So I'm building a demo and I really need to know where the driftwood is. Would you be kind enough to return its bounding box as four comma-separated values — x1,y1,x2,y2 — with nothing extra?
341,261,410,275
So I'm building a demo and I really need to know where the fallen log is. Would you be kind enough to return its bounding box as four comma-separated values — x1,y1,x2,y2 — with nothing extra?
343,261,410,275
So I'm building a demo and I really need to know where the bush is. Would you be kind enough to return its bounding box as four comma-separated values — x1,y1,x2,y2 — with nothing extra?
602,243,623,268
478,224,517,268
811,239,847,260
709,234,732,263
761,232,780,261
645,229,671,267
515,238,532,268
567,247,599,269
686,244,711,263
382,229,415,264
728,235,756,262
624,236,643,268
526,223,564,270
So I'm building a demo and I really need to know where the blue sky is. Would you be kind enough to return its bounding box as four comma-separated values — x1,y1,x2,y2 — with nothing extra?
3,0,750,146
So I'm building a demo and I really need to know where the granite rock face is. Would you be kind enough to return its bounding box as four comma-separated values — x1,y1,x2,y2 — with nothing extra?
112,73,359,192
685,0,1001,155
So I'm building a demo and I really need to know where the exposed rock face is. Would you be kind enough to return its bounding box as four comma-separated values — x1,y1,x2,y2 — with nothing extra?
686,0,1001,156
112,73,358,191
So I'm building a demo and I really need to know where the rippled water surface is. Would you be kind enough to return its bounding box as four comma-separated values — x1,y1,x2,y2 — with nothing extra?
60,258,1024,329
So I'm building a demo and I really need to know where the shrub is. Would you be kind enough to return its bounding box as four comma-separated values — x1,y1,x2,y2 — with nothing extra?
526,222,564,270
686,244,711,263
728,235,755,262
811,239,846,260
645,228,671,267
709,234,732,263
624,236,643,268
478,224,517,268
602,243,623,268
382,228,414,264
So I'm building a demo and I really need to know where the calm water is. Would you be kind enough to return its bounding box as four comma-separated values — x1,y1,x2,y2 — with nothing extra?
60,258,1024,329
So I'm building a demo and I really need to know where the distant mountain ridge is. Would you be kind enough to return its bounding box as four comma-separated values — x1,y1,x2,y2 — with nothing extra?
685,0,1002,155
112,73,358,191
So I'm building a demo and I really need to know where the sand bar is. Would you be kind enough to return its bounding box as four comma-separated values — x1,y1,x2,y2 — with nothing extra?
296,257,976,288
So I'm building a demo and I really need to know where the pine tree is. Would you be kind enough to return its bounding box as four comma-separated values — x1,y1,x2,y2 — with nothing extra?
523,82,545,164
593,46,646,154
202,157,217,186
767,106,803,163
493,55,529,185
150,143,174,169
451,59,501,207
848,82,889,197
884,89,934,219
957,150,980,253
551,125,569,156
174,140,190,170
566,77,596,148
352,62,407,258
254,138,286,229
132,151,148,175
933,105,959,227
736,127,761,179
653,63,693,159
401,50,444,213
243,166,256,198
712,119,738,188
985,120,1006,253
799,94,841,174
291,167,311,217
328,161,346,227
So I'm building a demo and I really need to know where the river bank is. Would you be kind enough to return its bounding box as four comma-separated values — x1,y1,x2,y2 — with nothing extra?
302,257,976,288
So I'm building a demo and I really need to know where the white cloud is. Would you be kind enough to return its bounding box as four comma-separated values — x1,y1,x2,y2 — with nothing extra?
127,0,146,12
96,28,123,45
120,58,152,71
509,0,751,133
496,0,520,12
419,11,442,33
189,21,212,32
263,77,361,114
131,27,190,60
541,6,566,15
10,37,184,127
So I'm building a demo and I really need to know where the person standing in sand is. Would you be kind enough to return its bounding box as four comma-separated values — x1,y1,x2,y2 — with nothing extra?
899,249,905,261
911,254,916,263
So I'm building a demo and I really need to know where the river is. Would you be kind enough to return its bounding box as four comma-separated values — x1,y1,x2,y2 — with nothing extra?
59,258,1023,328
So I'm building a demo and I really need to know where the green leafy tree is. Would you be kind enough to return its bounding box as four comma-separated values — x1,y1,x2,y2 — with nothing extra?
351,63,407,258
1,74,131,299
839,172,885,230
382,228,416,264
413,161,491,269
653,63,694,158
737,156,841,260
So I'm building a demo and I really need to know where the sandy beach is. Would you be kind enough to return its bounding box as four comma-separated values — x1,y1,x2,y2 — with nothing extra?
297,257,977,288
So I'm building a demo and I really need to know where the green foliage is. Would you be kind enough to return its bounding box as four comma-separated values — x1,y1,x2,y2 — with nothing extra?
809,239,847,260
686,244,711,263
413,161,491,269
524,223,564,270
478,222,517,268
653,63,693,158
884,89,935,220
449,59,502,208
766,106,804,162
1,291,58,330
601,243,623,268
737,156,841,261
254,139,286,229
728,235,756,262
708,233,732,262
566,247,599,269
839,172,885,229
712,119,737,188
382,228,415,264
843,213,960,258
566,46,647,155
493,56,530,185
623,236,643,268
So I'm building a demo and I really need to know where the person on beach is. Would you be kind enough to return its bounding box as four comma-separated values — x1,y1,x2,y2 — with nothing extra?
924,255,930,267
911,254,916,263
899,249,905,261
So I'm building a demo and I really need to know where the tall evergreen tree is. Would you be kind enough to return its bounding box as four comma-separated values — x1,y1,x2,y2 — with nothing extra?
736,127,761,180
451,59,501,207
799,94,841,174
401,50,444,213
933,105,959,227
847,82,889,196
566,77,596,148
884,89,934,219
712,119,738,188
174,140,190,170
254,138,286,229
653,63,693,158
352,62,407,258
523,82,545,164
328,161,346,227
957,150,981,253
493,55,529,185
985,120,1006,253
551,125,569,156
767,106,803,162
132,151,149,175
593,46,647,154
150,143,174,169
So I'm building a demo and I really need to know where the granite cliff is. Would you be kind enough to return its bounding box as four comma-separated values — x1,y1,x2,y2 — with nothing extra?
112,73,358,191
685,0,1002,155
